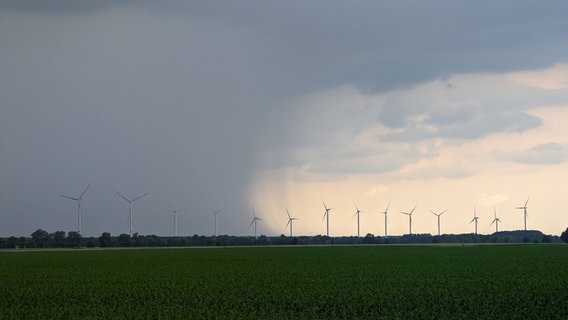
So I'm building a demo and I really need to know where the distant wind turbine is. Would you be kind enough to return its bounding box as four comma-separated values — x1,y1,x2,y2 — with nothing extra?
352,202,366,238
115,190,149,237
400,206,417,235
59,183,91,235
430,209,446,236
515,198,529,231
470,206,480,234
380,203,390,237
168,203,185,237
490,207,501,233
213,209,224,237
249,207,262,239
322,200,334,237
285,208,299,238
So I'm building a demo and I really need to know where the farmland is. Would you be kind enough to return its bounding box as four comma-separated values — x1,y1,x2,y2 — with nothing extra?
1,245,567,319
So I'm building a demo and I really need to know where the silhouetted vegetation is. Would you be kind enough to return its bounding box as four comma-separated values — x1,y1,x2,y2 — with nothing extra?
561,228,568,243
0,229,563,249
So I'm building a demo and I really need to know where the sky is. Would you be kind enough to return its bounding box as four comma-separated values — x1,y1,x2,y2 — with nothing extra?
1,1,568,238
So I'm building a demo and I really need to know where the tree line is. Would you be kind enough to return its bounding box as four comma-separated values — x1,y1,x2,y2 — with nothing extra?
0,228,566,249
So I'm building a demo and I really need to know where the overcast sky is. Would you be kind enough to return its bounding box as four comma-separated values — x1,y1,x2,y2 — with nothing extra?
2,1,568,237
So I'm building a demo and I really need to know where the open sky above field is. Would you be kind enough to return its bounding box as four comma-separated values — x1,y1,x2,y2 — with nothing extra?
2,1,568,237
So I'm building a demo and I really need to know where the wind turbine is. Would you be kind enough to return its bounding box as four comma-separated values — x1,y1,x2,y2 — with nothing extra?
515,198,529,230
168,203,185,237
352,202,366,238
285,208,299,238
322,200,333,237
380,203,390,237
115,190,149,237
470,206,479,234
249,207,262,239
213,209,224,237
490,207,501,233
400,206,417,235
59,183,91,235
430,209,446,236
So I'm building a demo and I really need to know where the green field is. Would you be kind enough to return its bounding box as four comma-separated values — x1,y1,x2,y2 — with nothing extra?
1,245,567,319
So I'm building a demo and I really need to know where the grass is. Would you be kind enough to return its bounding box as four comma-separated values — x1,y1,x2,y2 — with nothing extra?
1,245,567,319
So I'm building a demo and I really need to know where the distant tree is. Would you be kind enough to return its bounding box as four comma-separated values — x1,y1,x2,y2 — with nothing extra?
99,232,112,247
31,229,50,248
118,233,131,247
7,236,18,248
363,233,375,244
561,228,568,243
52,231,66,247
67,231,81,247
542,235,552,243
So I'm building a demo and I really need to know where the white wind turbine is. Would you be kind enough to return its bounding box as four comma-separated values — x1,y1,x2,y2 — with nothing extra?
285,208,299,238
431,209,446,236
490,207,501,233
322,200,334,237
249,207,262,239
380,203,390,237
515,198,529,231
470,206,480,234
168,203,185,237
352,202,366,238
59,183,91,235
400,206,417,235
213,209,224,237
114,190,149,237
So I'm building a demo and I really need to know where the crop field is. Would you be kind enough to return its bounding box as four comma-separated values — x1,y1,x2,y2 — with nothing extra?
1,245,567,319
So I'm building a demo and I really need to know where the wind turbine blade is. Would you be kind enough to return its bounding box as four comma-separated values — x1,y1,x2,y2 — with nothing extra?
214,208,224,215
114,190,130,202
525,197,529,207
168,202,175,212
286,208,291,219
410,206,417,214
252,207,256,218
132,193,149,202
79,183,92,199
351,212,357,221
249,219,255,228
440,209,447,215
385,203,390,212
60,195,79,201
285,220,290,229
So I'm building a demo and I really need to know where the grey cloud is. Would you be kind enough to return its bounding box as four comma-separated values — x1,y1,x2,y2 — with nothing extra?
496,142,568,165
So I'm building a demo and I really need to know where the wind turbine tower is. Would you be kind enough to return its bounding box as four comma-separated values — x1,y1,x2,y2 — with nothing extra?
322,201,334,237
431,209,446,236
470,206,480,234
115,190,149,237
515,198,529,231
213,209,224,237
249,207,262,239
168,203,185,237
380,203,390,237
352,202,365,238
490,207,501,233
285,208,299,238
59,183,91,235
400,206,417,235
